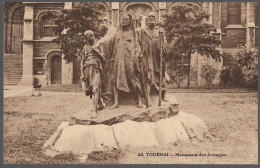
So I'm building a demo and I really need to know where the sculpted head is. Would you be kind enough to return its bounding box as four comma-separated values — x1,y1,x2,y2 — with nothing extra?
145,12,156,28
121,14,131,27
99,17,112,29
136,15,142,28
83,30,95,44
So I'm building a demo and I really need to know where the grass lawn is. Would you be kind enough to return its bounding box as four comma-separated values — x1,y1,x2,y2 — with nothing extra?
3,87,258,164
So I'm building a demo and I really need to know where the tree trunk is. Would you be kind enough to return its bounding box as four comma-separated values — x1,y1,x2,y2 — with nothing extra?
179,57,182,88
187,52,192,88
178,77,181,88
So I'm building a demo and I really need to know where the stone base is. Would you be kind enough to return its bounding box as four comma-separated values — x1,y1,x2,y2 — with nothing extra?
44,110,212,159
43,95,212,160
70,95,179,125
21,75,34,86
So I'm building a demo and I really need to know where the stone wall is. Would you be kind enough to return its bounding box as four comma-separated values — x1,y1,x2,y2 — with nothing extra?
4,54,23,85
3,3,24,85
222,27,247,48
34,42,60,58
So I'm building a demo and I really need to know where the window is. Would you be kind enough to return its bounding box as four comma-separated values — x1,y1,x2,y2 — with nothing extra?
12,8,24,21
11,7,24,53
42,16,58,37
33,60,44,75
227,2,241,25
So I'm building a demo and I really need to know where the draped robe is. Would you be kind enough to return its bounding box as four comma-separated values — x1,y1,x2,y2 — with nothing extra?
101,27,142,95
136,26,167,90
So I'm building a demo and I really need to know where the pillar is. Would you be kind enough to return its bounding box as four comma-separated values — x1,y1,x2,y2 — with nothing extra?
21,5,34,86
61,3,73,85
64,2,72,9
159,2,167,23
208,2,213,25
246,2,256,49
212,2,222,48
111,2,119,27
62,54,73,85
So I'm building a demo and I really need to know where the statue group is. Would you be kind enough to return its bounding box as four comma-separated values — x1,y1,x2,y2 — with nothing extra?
80,12,169,119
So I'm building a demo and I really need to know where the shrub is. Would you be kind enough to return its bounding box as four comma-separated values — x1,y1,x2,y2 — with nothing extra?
234,47,258,88
219,65,232,86
200,64,218,87
220,51,245,87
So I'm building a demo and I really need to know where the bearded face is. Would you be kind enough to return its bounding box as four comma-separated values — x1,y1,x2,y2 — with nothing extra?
99,17,111,30
145,13,156,28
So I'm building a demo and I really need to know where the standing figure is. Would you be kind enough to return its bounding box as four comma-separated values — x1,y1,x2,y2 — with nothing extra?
136,12,169,107
100,14,144,110
81,30,105,119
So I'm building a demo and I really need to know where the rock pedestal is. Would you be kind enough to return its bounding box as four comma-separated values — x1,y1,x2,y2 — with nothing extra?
70,95,179,125
43,95,212,159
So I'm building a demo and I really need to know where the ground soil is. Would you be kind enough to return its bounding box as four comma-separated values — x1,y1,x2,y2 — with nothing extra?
3,87,258,164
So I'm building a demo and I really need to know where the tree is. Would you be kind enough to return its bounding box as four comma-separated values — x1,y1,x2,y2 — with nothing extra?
52,2,102,63
163,3,222,88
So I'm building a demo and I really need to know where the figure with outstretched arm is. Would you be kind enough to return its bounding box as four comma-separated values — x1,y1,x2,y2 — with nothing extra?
98,14,144,110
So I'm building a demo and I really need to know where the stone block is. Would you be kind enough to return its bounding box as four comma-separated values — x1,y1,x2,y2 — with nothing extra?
43,121,70,148
52,125,96,154
92,125,118,151
45,124,117,156
155,119,178,145
173,111,212,141
112,120,159,148
165,117,189,141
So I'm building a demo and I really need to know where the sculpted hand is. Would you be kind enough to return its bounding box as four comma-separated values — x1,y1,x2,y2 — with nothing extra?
135,49,143,59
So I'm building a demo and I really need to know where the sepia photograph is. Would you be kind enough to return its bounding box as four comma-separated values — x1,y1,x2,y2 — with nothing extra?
2,1,258,165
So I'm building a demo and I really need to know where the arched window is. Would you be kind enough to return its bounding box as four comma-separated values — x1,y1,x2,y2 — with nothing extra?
42,15,58,37
11,7,24,53
227,2,241,25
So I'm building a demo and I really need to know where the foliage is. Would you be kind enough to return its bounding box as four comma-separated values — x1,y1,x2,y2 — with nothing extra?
219,65,244,87
219,52,245,87
219,65,232,86
234,46,258,88
52,3,102,63
166,51,189,88
219,46,258,88
163,3,222,87
200,64,218,87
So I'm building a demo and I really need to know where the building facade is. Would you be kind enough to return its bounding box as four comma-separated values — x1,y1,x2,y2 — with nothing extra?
3,2,258,86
